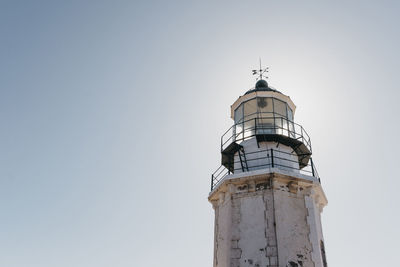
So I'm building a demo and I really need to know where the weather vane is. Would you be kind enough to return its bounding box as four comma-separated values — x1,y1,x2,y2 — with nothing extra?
252,58,269,81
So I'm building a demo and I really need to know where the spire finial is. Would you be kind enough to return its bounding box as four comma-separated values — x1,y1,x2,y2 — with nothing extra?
252,58,269,81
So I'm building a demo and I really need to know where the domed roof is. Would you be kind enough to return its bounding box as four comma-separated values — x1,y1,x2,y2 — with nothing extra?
245,79,280,95
256,79,269,89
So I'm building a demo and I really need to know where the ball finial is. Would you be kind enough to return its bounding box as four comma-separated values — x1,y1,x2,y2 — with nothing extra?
255,79,269,89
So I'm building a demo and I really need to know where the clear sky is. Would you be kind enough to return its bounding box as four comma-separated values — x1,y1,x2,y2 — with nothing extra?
1,1,399,266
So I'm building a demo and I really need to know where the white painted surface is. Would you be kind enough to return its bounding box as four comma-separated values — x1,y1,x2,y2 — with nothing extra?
209,173,327,267
274,183,314,267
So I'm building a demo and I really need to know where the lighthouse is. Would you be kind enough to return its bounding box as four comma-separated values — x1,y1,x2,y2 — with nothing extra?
209,72,328,267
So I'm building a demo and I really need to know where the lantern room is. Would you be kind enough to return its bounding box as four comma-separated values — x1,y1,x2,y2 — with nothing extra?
213,79,316,191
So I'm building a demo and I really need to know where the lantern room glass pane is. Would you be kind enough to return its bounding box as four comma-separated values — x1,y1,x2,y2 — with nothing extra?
257,97,273,115
287,107,295,137
288,107,293,121
244,119,255,138
234,104,244,142
234,104,244,123
257,117,274,135
244,99,257,119
273,99,287,117
235,123,243,141
274,117,283,135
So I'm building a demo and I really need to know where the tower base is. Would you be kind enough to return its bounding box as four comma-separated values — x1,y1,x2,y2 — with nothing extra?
209,170,327,267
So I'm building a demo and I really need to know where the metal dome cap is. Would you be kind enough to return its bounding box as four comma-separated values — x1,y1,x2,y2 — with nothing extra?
245,79,281,95
255,79,269,89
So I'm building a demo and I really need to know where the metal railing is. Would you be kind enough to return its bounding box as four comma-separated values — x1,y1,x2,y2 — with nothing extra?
221,116,312,153
211,148,319,191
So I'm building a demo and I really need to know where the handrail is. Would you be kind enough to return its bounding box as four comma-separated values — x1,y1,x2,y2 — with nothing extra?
211,148,319,191
221,116,312,154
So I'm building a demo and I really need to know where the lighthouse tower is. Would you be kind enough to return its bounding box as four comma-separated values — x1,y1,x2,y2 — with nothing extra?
209,76,328,267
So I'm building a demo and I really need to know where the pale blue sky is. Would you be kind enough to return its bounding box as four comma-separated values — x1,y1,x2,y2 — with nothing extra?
1,1,399,266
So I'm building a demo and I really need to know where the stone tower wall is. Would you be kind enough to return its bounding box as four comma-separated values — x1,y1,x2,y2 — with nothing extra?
211,175,326,267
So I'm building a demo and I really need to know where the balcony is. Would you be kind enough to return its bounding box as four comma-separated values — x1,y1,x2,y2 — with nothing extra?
211,148,319,191
220,116,312,172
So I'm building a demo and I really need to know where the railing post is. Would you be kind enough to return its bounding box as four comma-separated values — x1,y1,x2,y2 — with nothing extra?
301,126,304,144
310,158,315,177
242,121,244,141
271,149,274,168
282,117,285,135
211,174,214,191
254,118,257,135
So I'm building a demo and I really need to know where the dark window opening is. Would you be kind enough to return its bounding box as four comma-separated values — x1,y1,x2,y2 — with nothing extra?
320,240,328,267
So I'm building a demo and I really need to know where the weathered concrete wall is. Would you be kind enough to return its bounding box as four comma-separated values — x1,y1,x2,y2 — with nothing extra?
214,192,233,267
214,185,278,267
274,180,314,267
210,174,327,267
234,190,278,267
305,190,327,267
